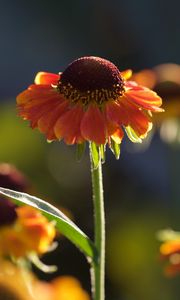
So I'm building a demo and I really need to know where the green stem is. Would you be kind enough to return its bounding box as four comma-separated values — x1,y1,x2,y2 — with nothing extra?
90,146,105,300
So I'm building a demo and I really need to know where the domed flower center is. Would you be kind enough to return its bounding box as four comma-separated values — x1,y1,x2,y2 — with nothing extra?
58,56,124,105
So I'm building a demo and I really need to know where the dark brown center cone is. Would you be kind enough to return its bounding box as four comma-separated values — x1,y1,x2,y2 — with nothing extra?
61,56,124,91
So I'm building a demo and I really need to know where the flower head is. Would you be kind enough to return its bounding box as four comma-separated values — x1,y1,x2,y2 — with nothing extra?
17,56,163,154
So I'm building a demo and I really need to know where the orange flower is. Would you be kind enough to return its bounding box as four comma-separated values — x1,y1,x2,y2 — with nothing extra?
35,276,90,300
17,56,163,150
0,204,56,258
0,259,36,300
0,259,90,300
160,239,180,276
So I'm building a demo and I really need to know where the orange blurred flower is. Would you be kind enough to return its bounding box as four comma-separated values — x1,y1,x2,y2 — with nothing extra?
131,69,157,89
36,276,90,300
0,259,90,300
17,56,163,150
0,259,36,300
0,203,56,258
159,229,180,276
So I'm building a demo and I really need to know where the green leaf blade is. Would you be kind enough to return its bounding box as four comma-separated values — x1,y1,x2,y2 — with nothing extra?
0,187,97,262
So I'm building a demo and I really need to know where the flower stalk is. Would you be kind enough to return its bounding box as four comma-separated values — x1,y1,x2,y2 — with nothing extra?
90,145,105,300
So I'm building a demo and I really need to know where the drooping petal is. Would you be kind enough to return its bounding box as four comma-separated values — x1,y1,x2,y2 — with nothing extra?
28,101,61,129
121,98,152,137
18,98,60,128
17,85,59,106
111,127,124,144
81,104,106,145
17,85,67,131
54,105,84,144
38,101,69,140
125,82,164,112
35,72,60,85
103,108,124,143
105,101,128,126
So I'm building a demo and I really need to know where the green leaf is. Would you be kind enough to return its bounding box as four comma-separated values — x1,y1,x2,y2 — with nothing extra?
110,140,121,159
76,142,86,162
0,187,97,262
90,142,100,169
125,126,142,143
100,144,106,163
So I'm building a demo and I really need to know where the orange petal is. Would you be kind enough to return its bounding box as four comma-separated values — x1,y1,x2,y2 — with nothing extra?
54,105,84,144
38,101,69,140
35,72,60,85
122,99,151,136
81,104,106,145
121,69,132,80
19,100,59,128
19,96,65,129
111,127,124,144
103,109,124,143
17,85,67,131
105,101,128,126
17,85,59,106
125,87,164,112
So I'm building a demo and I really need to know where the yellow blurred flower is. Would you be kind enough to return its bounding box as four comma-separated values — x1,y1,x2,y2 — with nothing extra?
132,64,180,145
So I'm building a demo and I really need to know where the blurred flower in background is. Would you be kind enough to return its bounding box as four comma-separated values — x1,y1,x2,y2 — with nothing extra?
158,229,180,277
0,163,90,299
0,164,56,261
132,63,180,146
36,276,90,300
0,259,90,300
0,199,56,262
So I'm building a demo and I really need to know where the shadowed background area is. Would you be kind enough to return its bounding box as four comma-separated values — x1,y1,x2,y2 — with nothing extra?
0,0,180,299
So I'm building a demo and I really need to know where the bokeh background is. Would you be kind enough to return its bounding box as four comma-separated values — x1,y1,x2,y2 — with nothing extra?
0,0,180,299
